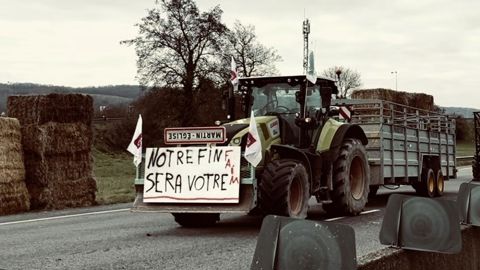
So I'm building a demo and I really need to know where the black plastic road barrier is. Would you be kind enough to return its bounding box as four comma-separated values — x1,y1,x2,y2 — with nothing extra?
250,215,356,270
380,194,462,254
458,182,480,226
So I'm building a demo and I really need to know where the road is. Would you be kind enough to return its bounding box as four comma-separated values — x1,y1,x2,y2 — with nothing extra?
0,167,473,270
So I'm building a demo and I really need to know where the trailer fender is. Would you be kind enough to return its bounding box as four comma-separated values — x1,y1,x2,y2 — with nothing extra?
419,154,441,181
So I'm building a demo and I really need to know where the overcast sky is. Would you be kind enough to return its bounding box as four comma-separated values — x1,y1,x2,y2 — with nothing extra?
1,0,479,108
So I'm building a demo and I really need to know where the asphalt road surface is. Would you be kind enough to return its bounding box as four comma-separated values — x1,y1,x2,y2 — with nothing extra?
0,167,473,270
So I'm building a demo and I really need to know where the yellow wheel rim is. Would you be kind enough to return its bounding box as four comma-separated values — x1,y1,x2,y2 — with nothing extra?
437,172,444,194
428,172,435,194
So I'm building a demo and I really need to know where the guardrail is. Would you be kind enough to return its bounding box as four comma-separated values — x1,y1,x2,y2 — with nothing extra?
457,156,474,166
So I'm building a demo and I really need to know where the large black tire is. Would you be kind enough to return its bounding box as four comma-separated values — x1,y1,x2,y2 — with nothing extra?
172,213,220,227
413,168,436,198
435,169,444,197
323,138,370,215
259,159,310,218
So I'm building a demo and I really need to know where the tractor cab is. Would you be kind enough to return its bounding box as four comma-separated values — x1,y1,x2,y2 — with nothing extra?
236,75,338,147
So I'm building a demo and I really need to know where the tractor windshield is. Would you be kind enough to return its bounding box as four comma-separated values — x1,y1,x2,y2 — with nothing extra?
251,83,299,116
305,85,322,116
250,83,322,117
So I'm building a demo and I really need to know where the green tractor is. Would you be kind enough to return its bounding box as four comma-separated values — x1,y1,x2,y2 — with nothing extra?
132,74,370,227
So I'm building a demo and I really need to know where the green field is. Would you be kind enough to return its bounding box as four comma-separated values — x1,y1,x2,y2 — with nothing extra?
93,148,136,205
457,140,475,157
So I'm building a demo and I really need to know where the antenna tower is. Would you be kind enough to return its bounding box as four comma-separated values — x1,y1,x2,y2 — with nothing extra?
303,19,310,74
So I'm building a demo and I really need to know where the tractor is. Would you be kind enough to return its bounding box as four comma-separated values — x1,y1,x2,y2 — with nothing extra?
132,74,370,227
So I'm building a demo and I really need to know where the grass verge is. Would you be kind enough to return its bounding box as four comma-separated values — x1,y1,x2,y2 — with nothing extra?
457,140,474,157
93,148,136,205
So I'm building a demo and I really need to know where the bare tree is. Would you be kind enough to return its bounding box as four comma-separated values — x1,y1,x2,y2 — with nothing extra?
226,21,282,77
322,66,362,98
122,0,227,125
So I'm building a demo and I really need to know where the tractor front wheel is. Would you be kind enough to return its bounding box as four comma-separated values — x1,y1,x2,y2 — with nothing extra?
259,159,310,218
323,138,370,215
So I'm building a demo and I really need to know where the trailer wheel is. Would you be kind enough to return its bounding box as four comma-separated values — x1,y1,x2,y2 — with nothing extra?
414,168,436,198
259,159,309,218
324,138,370,215
172,213,220,227
435,169,444,197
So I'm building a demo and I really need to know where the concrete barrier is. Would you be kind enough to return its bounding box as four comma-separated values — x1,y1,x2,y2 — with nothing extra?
358,226,480,270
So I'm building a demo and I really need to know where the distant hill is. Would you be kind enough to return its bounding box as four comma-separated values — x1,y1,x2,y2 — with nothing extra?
441,107,479,118
0,83,142,113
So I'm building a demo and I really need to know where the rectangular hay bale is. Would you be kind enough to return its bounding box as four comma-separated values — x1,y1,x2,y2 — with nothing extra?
51,177,97,208
24,151,93,187
24,151,96,210
22,122,92,156
7,93,93,126
351,88,435,111
27,177,96,210
0,182,30,215
0,117,30,215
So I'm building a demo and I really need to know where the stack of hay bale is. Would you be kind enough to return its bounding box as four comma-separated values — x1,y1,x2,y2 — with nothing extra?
351,88,435,111
0,117,30,215
7,94,96,209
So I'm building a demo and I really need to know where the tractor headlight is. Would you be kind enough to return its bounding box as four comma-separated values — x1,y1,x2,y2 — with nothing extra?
233,138,241,145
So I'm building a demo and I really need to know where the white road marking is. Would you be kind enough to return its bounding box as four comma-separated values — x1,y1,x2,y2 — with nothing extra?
0,208,129,227
360,209,381,215
325,216,345,221
324,209,380,221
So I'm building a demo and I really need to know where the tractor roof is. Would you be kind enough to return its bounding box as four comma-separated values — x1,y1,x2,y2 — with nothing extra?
238,75,338,94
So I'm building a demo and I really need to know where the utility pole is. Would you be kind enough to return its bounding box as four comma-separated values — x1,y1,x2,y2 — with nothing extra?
303,19,310,74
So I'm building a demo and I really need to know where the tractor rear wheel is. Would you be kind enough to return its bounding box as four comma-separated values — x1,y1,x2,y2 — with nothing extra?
323,138,370,215
172,213,220,227
259,159,310,218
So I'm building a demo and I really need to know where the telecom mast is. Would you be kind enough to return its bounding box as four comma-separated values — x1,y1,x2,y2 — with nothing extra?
302,19,310,74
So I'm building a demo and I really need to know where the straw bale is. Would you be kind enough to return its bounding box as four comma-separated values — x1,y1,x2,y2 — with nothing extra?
7,93,93,126
51,177,96,208
24,151,93,187
27,177,96,210
22,122,92,156
0,118,25,184
0,117,30,215
0,117,22,137
24,151,96,210
0,182,30,215
26,184,52,210
0,165,25,184
351,88,434,111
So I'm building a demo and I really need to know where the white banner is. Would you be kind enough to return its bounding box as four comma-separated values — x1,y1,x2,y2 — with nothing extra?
143,146,241,203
